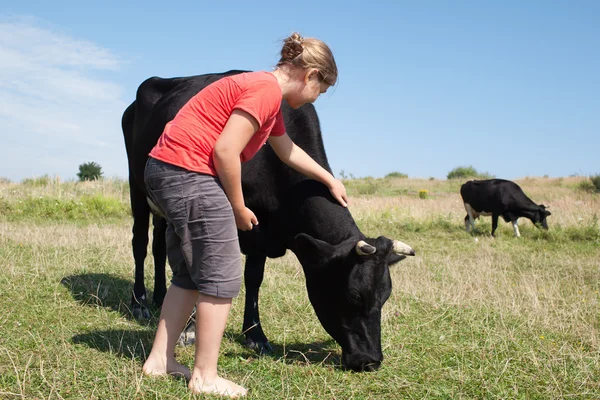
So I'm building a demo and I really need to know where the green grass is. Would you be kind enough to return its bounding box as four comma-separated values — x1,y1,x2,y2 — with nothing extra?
0,195,129,222
1,177,599,398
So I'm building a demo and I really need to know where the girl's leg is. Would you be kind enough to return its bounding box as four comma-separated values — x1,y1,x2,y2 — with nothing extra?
142,284,198,379
188,294,247,398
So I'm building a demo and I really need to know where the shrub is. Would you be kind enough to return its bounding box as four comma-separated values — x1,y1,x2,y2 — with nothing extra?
590,174,600,193
418,189,428,199
385,171,408,179
447,165,494,180
77,162,103,181
576,179,596,193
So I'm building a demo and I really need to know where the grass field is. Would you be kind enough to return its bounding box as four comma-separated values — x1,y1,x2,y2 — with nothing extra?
1,176,599,399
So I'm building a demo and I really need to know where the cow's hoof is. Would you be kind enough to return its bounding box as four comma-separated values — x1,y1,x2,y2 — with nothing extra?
132,304,151,320
245,338,273,355
131,293,152,320
153,295,165,309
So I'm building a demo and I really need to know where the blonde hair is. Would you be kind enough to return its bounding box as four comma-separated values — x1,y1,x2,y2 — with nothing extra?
277,32,338,86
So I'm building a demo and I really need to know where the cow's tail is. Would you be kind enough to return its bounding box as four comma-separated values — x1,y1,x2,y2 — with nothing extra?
122,102,136,158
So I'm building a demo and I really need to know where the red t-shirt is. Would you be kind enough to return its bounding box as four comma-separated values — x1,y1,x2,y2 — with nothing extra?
149,71,286,176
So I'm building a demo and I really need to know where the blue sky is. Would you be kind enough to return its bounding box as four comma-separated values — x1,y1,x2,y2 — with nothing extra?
1,1,598,182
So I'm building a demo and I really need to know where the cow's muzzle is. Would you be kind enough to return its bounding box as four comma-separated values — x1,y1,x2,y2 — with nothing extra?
342,353,383,372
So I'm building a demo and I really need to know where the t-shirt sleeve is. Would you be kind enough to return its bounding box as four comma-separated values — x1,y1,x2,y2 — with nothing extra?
269,110,286,137
233,80,281,129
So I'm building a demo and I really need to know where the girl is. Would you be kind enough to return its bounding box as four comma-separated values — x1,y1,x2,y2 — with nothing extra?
142,32,346,398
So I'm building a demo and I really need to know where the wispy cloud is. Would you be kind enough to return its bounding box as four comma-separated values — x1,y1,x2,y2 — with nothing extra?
0,16,129,181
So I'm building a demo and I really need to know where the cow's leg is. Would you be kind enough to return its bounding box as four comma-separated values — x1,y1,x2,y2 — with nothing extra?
129,179,152,320
511,219,521,238
464,215,470,232
242,253,272,354
464,203,477,232
491,213,499,237
151,214,168,307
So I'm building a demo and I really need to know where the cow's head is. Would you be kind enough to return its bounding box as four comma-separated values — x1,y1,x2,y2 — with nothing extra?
292,233,415,372
536,205,551,230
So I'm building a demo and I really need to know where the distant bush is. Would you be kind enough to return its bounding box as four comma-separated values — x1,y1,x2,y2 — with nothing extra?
418,189,428,199
447,165,494,180
0,177,11,184
385,171,408,179
77,162,103,181
590,174,600,193
576,179,596,193
576,175,600,193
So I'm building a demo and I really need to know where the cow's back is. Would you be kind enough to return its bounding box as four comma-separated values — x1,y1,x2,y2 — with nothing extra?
461,179,538,212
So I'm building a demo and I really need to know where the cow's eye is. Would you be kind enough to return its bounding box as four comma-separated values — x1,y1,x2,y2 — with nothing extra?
348,289,362,304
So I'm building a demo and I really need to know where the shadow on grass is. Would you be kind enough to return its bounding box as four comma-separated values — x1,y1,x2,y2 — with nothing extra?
268,340,341,369
72,328,341,370
60,273,160,323
72,329,154,360
468,229,493,237
64,274,341,368
224,329,341,369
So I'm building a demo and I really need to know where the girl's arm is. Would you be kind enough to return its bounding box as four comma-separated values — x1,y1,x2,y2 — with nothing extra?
213,109,259,230
268,133,348,207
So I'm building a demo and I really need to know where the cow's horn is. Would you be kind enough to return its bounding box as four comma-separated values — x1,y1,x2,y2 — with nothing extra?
356,240,376,256
392,240,415,256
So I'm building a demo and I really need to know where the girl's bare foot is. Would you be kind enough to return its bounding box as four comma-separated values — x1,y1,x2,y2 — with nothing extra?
142,356,191,380
188,374,247,398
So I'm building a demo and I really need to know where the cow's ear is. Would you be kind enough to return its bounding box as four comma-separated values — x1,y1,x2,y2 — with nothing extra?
292,233,358,269
539,205,552,216
387,253,407,266
291,233,337,268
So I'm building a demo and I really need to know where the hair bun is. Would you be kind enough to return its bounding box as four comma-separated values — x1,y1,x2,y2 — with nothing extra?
281,32,304,62
289,32,304,45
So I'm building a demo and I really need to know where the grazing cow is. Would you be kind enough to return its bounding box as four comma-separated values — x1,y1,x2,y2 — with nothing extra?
460,179,551,237
122,70,415,372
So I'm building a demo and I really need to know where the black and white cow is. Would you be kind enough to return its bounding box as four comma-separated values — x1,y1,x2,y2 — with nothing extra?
122,70,415,372
460,179,551,237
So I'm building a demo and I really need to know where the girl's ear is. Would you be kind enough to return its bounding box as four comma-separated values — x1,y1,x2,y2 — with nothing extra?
304,68,319,83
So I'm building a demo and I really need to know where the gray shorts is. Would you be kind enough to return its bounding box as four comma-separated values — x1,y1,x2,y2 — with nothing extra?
144,157,242,298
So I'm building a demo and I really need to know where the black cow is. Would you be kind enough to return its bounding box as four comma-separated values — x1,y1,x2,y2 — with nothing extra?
122,70,415,372
460,179,551,237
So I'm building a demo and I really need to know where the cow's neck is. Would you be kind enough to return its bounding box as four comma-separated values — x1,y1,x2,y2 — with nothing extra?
285,179,362,246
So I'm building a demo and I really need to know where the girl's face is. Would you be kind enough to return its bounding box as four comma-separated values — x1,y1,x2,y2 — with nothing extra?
288,69,332,108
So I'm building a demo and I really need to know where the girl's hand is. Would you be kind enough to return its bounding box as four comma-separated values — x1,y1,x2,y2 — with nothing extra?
328,179,349,208
234,206,258,231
